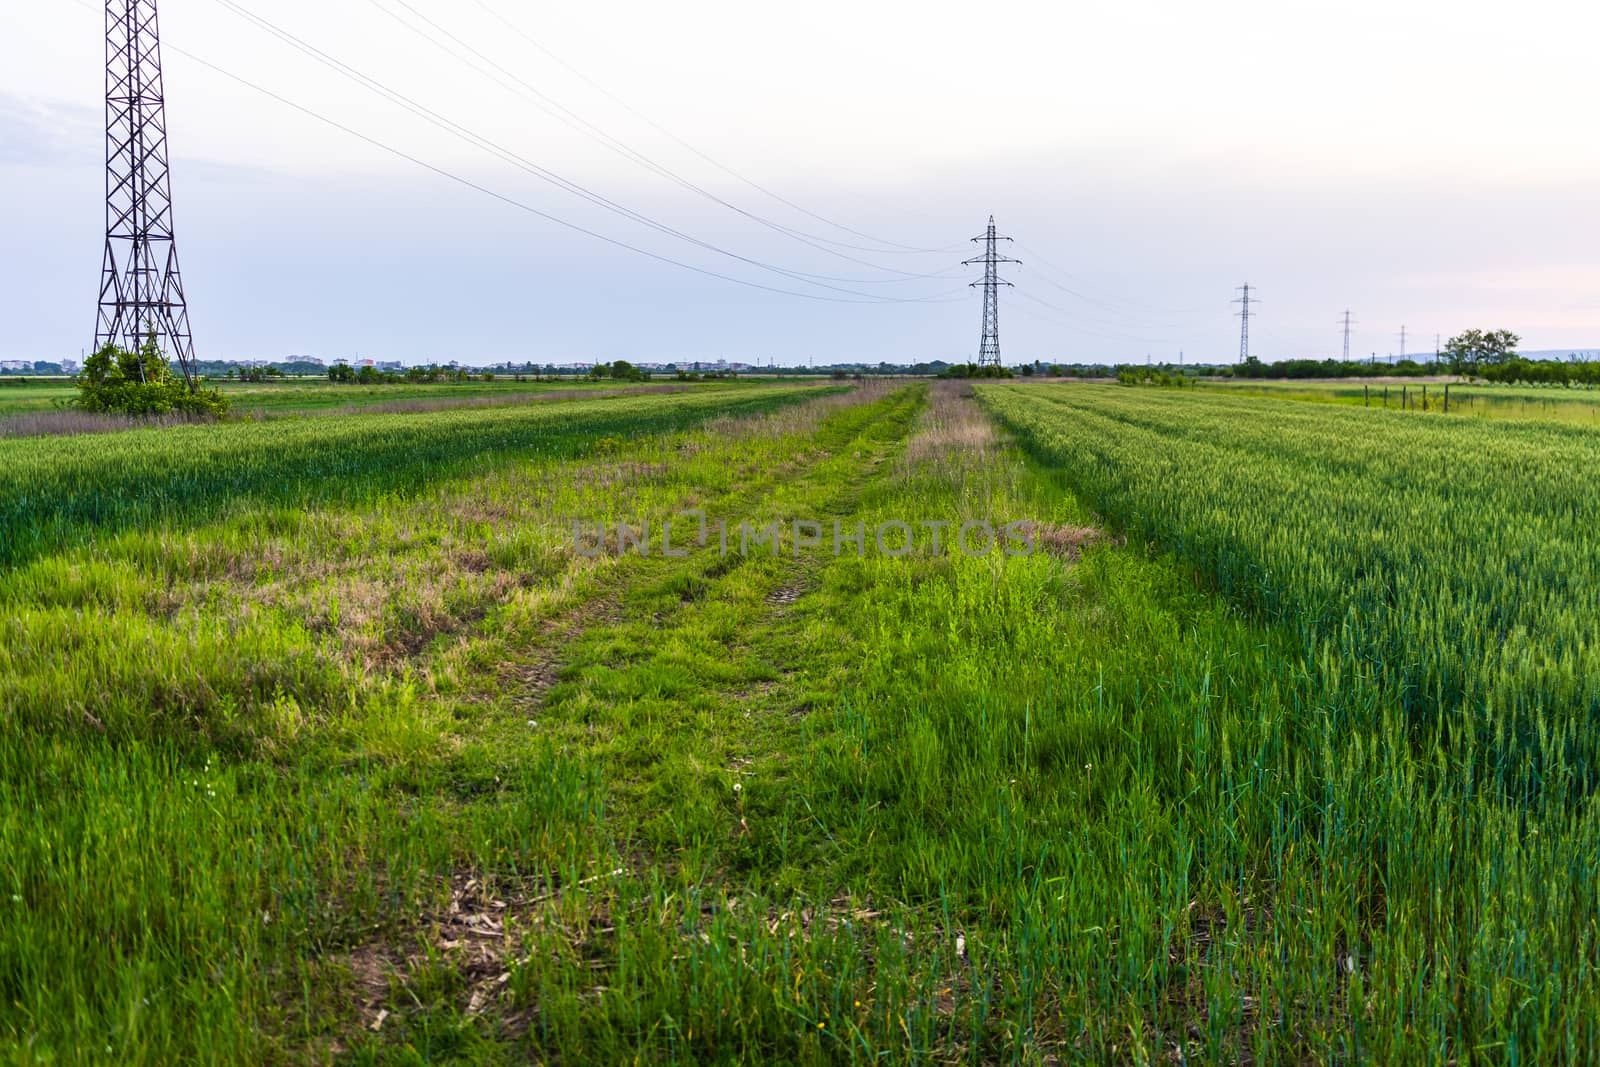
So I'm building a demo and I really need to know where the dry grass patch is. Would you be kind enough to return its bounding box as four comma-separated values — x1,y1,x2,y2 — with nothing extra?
0,409,221,438
702,380,892,441
1032,522,1116,561
900,382,1000,470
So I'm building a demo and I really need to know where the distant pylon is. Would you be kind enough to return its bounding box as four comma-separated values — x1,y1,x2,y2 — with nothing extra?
97,0,199,389
1399,325,1407,361
963,216,1020,367
1233,284,1257,362
1340,310,1355,361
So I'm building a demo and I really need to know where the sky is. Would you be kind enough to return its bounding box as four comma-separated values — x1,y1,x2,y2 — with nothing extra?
3,0,1598,366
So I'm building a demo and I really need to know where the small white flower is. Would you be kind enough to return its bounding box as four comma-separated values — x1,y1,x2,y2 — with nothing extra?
527,720,538,728
732,783,743,793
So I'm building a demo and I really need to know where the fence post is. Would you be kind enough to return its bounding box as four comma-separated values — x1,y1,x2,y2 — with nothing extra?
1365,384,1370,406
1444,384,1450,414
1423,385,1429,411
1403,386,1408,409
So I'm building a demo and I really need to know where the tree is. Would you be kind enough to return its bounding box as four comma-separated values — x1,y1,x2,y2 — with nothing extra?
75,328,229,417
1443,329,1520,374
328,363,357,383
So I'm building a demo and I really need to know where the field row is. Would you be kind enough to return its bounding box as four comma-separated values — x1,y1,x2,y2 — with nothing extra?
0,382,828,567
985,384,1600,794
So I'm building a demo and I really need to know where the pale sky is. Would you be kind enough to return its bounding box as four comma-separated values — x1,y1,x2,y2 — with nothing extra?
3,0,1598,365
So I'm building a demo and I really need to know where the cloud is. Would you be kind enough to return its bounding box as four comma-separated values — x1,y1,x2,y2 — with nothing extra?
0,92,98,166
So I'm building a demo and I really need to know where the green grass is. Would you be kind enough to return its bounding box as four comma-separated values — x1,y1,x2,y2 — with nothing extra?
0,379,76,417
0,383,827,568
3,380,1599,1062
984,383,1600,789
0,375,792,423
209,378,672,416
1198,375,1600,422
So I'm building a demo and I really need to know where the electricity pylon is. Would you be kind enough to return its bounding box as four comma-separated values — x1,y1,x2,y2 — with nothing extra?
1233,284,1257,362
97,0,199,389
963,216,1019,368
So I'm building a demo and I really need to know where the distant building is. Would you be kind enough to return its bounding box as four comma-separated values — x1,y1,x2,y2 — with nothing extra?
61,359,80,374
0,360,33,372
377,361,403,372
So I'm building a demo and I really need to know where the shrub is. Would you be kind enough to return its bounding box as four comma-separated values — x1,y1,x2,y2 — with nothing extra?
938,362,1014,380
74,334,229,418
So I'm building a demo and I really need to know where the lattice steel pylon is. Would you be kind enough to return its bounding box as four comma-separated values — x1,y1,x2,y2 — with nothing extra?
96,0,199,389
962,216,1019,367
1233,284,1257,363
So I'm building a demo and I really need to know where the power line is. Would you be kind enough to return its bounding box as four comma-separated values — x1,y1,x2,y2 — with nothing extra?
461,0,963,256
205,0,960,302
162,40,967,306
1011,241,1212,319
357,0,962,280
1011,289,1184,346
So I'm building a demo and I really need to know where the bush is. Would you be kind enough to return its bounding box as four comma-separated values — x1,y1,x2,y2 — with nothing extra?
74,335,229,418
938,363,1014,380
589,360,649,383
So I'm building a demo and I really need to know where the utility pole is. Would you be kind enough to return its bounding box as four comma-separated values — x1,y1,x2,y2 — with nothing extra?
97,0,199,390
963,216,1019,368
1341,310,1355,361
1233,284,1257,362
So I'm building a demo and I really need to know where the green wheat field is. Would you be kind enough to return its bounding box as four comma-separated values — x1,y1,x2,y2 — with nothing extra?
3,378,1599,1064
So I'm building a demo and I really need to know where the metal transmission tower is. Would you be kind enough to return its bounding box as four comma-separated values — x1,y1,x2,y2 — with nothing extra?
962,216,1019,367
1399,325,1407,362
1341,310,1355,361
96,0,199,389
1233,284,1257,362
